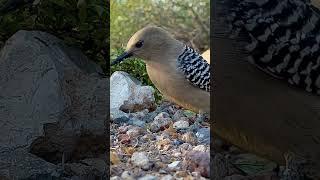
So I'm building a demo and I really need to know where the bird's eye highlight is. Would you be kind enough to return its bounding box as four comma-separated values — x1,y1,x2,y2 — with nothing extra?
135,40,144,48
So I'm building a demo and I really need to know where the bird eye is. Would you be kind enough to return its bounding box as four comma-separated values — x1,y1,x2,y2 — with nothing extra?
135,40,144,48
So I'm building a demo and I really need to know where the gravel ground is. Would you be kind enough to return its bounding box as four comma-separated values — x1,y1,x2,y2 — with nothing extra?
110,101,288,180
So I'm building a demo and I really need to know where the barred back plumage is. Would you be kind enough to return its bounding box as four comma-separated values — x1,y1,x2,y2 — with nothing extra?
177,46,211,92
228,0,320,94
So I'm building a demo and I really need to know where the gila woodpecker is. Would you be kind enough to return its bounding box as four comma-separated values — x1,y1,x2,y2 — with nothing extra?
214,0,320,178
112,26,210,114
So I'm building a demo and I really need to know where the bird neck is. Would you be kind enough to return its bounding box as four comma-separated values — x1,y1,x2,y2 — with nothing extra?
167,40,186,58
146,40,185,65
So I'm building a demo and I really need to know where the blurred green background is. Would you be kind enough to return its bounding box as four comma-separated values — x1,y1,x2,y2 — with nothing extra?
110,0,210,100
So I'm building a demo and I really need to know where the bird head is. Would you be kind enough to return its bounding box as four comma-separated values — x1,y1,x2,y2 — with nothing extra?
111,26,182,65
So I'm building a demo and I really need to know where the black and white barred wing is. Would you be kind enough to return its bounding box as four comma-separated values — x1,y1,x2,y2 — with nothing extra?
229,0,320,94
177,46,211,92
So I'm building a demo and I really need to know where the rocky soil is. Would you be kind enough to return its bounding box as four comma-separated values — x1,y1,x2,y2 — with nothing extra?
110,100,211,180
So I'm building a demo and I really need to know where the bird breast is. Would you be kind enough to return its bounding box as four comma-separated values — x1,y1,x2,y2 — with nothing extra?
146,61,210,114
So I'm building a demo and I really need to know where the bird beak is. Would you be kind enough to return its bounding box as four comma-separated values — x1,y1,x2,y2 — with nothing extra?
111,51,133,66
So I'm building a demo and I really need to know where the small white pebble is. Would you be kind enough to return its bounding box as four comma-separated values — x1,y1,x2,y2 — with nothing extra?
121,171,135,180
191,171,201,177
173,152,182,157
173,120,189,129
193,145,207,152
154,112,170,120
138,175,158,180
131,152,149,167
168,161,181,169
160,174,174,180
110,176,121,180
126,126,143,137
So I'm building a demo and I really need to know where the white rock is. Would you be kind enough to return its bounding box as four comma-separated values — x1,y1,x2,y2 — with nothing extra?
138,175,158,180
126,126,144,137
196,128,210,144
191,171,201,177
121,171,135,180
110,71,155,112
150,117,172,132
154,112,170,120
179,143,193,151
173,152,182,157
161,175,174,180
193,145,208,152
173,120,189,130
130,109,149,119
172,110,187,121
168,161,180,169
110,108,128,120
131,152,149,167
110,176,122,180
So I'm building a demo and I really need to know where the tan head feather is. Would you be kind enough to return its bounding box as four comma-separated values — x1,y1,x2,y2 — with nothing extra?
125,26,184,62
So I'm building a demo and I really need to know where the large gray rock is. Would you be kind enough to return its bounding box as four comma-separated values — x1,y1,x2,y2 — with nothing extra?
110,71,156,112
0,30,107,179
0,149,61,179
